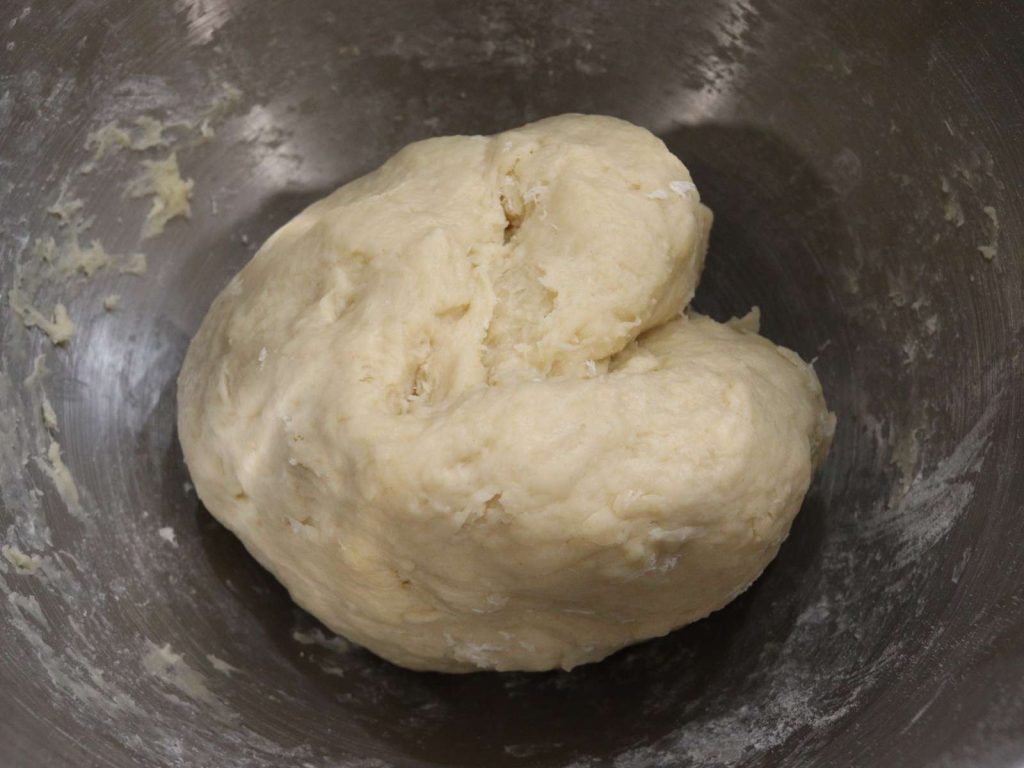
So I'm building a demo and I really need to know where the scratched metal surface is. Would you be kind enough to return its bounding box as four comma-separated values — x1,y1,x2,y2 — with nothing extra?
1,1,1022,766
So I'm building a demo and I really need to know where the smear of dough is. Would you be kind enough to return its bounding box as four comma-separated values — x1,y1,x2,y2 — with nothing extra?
941,176,965,227
141,642,216,704
23,354,48,387
8,592,48,627
196,83,244,140
80,83,242,179
979,204,999,261
60,236,114,278
291,628,353,654
2,545,43,574
79,116,176,173
80,123,132,174
8,289,75,345
119,253,148,275
47,193,85,226
31,232,117,279
128,153,194,239
40,394,58,433
206,654,239,676
130,116,170,151
36,440,80,511
5,230,131,345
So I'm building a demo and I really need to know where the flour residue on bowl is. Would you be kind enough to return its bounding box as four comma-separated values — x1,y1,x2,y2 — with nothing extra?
873,395,1000,569
0,74,253,762
142,641,218,705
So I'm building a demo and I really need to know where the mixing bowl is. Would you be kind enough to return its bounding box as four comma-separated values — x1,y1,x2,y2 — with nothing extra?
1,1,1021,766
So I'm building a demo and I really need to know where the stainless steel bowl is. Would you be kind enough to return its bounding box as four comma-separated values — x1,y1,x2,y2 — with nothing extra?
2,1,1022,766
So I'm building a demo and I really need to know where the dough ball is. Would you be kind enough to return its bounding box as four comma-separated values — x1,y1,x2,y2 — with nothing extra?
177,115,834,672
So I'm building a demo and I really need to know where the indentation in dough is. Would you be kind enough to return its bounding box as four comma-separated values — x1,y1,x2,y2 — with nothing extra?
500,192,523,244
436,303,470,323
483,492,505,519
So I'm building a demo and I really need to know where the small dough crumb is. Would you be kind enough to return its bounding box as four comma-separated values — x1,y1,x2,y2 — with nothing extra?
103,294,122,312
128,153,194,239
158,527,177,546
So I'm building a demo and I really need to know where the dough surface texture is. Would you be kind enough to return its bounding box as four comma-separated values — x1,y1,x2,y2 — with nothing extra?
178,115,834,672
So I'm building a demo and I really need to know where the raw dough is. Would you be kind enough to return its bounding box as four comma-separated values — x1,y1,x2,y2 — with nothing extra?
127,153,193,239
177,115,834,672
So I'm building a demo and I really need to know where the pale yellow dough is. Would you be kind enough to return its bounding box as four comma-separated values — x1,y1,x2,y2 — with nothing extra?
177,115,834,672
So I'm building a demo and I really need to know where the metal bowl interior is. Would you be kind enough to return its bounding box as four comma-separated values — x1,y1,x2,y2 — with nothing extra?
1,1,1022,767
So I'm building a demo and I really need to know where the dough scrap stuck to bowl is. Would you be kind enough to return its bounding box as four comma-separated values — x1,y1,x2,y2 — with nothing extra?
177,114,834,672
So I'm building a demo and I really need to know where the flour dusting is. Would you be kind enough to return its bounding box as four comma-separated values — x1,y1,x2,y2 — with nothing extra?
142,642,217,705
